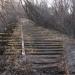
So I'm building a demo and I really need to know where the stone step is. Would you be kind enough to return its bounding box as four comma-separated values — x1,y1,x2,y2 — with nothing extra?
27,55,61,59
26,50,63,53
27,42,63,44
31,46,63,49
6,49,22,51
7,44,21,46
25,43,62,45
29,58,58,64
26,50,63,54
27,52,63,55
5,50,21,54
26,49,63,51
0,37,21,39
32,63,58,69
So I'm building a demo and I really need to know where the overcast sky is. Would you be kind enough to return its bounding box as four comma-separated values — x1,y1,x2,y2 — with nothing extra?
33,0,54,7
15,0,72,14
16,0,53,7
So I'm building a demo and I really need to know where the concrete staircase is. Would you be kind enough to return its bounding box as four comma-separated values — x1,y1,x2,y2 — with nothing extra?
26,40,66,75
22,19,68,75
0,19,69,75
0,24,17,55
4,24,22,55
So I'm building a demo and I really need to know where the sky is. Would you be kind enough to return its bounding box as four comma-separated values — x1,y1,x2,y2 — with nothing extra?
47,0,54,7
15,0,73,14
16,0,53,7
34,0,54,7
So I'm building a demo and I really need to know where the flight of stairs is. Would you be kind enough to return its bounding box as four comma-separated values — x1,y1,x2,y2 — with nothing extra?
0,24,22,67
0,19,69,75
21,19,68,75
4,24,22,56
0,23,17,55
25,39,66,74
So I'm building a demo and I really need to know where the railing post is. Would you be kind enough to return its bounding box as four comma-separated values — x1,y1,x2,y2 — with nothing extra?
21,21,26,61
